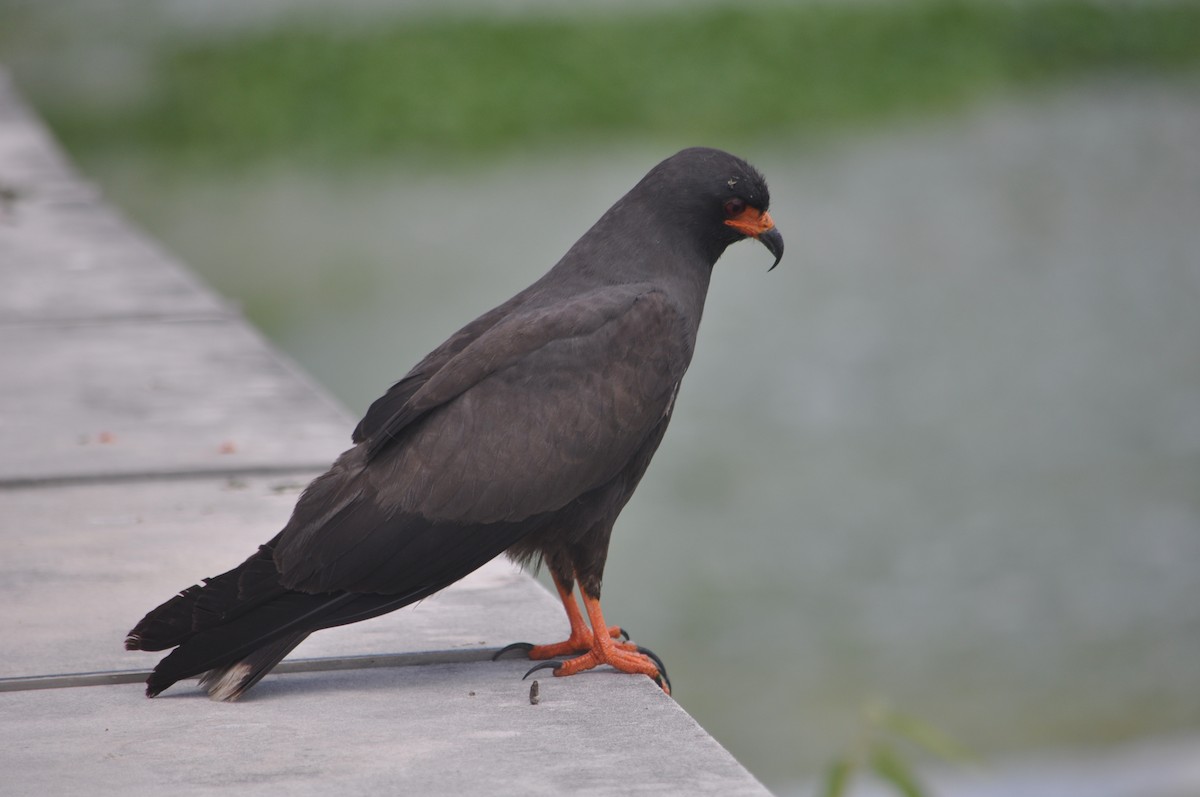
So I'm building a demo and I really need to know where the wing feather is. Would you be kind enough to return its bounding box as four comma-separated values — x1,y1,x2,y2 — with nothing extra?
273,286,691,594
379,287,688,522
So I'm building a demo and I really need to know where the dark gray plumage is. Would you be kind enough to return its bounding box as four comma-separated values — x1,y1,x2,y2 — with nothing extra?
126,147,783,700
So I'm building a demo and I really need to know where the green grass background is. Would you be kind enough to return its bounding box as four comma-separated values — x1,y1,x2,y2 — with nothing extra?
11,0,1200,169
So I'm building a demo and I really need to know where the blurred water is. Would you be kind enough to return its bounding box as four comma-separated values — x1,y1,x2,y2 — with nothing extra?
87,78,1200,791
836,734,1200,797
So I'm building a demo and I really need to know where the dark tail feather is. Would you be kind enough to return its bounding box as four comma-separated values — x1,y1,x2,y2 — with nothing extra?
144,591,357,698
198,631,310,702
130,528,480,700
126,536,285,652
143,587,440,699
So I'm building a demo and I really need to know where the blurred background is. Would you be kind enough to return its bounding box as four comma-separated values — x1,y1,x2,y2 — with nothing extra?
3,0,1199,793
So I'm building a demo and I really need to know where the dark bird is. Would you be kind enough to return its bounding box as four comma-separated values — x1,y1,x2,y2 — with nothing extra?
126,147,783,700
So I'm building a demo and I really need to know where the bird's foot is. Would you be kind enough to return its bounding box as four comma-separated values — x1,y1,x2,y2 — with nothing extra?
492,626,629,661
522,638,671,695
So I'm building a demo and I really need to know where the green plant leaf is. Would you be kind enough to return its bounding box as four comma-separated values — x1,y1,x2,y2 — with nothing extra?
874,706,977,765
870,741,929,797
817,755,855,797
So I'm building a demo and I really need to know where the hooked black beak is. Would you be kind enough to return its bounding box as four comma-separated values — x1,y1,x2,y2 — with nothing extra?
758,226,784,272
724,206,785,271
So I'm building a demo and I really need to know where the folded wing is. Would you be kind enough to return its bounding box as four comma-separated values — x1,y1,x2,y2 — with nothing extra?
273,286,691,594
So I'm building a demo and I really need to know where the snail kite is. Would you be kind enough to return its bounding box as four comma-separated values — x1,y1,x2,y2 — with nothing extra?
126,147,783,700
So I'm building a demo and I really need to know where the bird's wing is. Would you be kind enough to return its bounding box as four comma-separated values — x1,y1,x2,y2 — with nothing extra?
351,299,517,447
273,286,692,594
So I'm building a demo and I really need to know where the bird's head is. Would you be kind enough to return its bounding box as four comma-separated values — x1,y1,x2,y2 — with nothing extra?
644,147,784,271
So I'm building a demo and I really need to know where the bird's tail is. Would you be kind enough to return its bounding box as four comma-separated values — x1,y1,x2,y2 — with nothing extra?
126,534,343,700
127,535,440,700
197,631,309,702
138,589,434,700
141,591,354,699
125,535,287,654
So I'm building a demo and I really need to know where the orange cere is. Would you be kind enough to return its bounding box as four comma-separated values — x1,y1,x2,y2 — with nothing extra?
724,206,776,238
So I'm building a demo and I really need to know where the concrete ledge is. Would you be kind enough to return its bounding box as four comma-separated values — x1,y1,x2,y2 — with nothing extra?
7,663,767,797
0,322,351,484
0,476,564,680
0,67,768,794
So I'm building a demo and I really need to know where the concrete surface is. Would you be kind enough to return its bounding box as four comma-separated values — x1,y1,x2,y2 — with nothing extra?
0,68,769,795
0,321,353,484
7,664,764,797
0,476,566,680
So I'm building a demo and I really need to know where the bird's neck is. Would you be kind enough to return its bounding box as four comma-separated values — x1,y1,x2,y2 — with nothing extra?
559,194,719,291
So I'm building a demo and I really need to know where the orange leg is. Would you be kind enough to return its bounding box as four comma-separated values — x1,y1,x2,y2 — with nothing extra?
524,571,629,660
493,571,670,693
527,585,670,695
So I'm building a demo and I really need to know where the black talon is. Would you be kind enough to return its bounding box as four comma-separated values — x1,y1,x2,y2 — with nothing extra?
636,645,672,693
492,642,535,661
616,627,631,642
635,645,668,678
524,660,562,680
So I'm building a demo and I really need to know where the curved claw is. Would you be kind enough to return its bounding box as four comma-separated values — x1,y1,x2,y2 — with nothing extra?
492,642,535,661
615,627,631,642
636,645,672,694
635,645,668,678
524,660,563,680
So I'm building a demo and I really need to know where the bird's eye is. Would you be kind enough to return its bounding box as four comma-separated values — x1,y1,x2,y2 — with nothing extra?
723,198,746,218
